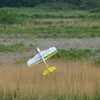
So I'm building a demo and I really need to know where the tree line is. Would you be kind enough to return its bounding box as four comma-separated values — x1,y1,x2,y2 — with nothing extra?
0,0,100,9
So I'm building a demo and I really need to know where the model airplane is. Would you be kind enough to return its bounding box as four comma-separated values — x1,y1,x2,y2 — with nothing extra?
27,47,58,76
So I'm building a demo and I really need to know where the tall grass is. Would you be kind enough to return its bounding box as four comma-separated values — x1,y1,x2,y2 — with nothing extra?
0,61,100,100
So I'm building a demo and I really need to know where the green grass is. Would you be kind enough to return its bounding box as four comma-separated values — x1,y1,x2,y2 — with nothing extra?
53,49,100,66
8,7,100,19
0,7,100,38
0,94,99,100
55,49,96,61
89,8,100,13
0,18,100,38
0,44,34,52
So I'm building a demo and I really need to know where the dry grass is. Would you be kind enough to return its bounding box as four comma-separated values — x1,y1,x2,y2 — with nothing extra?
0,61,100,97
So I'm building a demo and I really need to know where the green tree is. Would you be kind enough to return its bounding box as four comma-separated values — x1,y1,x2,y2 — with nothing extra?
0,0,100,9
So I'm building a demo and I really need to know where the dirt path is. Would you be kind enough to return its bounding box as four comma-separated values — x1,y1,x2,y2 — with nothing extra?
0,38,100,64
0,38,100,50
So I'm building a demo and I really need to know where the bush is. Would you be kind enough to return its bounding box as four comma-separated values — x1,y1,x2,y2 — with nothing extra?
56,49,96,61
0,8,17,26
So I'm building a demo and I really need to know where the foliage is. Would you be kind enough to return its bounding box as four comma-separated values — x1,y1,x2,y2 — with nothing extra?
0,8,100,38
80,0,100,9
0,0,100,9
0,8,17,25
56,49,96,60
89,8,100,13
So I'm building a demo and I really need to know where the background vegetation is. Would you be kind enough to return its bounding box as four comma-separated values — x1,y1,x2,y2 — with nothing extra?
0,8,17,26
0,0,100,9
0,7,100,38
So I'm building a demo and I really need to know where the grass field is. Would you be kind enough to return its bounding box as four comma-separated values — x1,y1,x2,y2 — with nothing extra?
0,43,35,52
0,7,100,100
0,7,100,38
0,61,100,100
